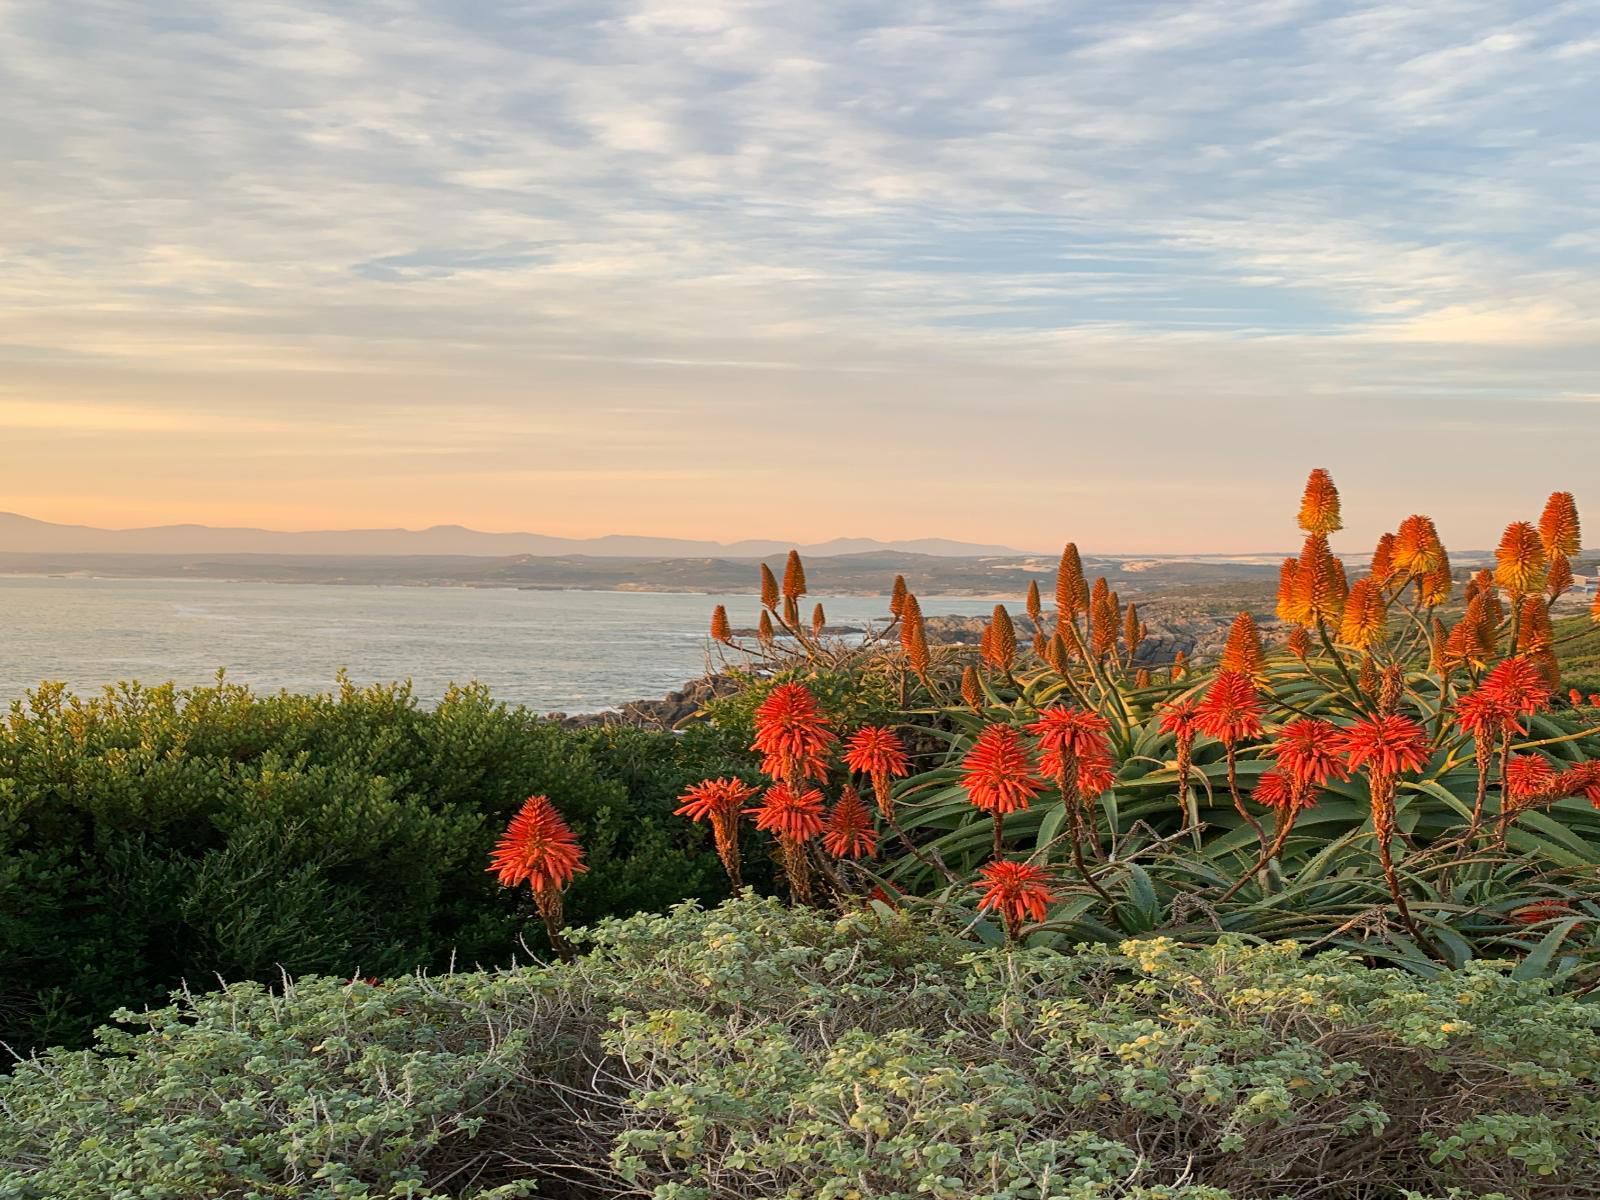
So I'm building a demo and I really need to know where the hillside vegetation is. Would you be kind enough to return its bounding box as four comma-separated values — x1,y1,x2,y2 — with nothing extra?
6,897,1600,1200
0,678,756,1052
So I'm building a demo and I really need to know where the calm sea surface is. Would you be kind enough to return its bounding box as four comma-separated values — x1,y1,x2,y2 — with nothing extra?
0,577,998,713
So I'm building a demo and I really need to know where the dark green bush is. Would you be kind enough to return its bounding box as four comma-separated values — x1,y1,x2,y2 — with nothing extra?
0,677,752,1053
4,898,1599,1199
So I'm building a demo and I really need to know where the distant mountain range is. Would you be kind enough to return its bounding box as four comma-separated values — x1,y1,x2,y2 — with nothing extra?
0,512,1024,559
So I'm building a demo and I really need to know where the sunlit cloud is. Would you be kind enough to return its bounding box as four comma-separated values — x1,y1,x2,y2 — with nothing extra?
1,0,1598,549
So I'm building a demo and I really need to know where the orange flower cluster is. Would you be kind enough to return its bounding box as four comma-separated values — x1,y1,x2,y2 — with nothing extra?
490,794,587,895
823,786,878,859
976,859,1057,935
752,682,836,784
678,684,910,904
1029,705,1115,801
675,777,759,888
962,724,1045,814
843,724,910,818
684,467,1600,948
489,795,588,956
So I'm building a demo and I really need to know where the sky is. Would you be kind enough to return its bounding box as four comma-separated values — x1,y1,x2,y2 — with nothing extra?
3,1,1599,554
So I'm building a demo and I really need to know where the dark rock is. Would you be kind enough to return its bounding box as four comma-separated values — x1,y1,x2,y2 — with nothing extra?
553,673,743,732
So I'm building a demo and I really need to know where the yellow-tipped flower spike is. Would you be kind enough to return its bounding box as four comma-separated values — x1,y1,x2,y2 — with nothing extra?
1547,554,1574,600
899,594,924,654
1220,612,1265,675
1055,544,1089,617
1495,521,1547,596
961,665,983,711
782,550,807,601
710,605,733,643
1539,491,1581,558
1420,551,1452,607
1370,533,1397,586
1294,534,1345,627
1297,468,1343,533
989,605,1017,672
1393,515,1444,576
1338,579,1386,650
1026,580,1042,623
1276,558,1307,624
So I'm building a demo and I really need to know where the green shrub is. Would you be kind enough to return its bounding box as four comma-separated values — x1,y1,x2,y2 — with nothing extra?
5,897,1599,1199
0,677,751,1054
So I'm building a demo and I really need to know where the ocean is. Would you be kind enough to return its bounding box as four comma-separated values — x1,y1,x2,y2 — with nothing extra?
0,576,998,713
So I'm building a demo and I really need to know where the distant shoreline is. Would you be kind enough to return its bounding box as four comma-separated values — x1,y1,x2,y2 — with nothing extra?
0,569,1025,602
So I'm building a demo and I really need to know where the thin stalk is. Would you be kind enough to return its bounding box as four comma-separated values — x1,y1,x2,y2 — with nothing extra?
1067,797,1115,906
1225,744,1269,855
1217,803,1299,904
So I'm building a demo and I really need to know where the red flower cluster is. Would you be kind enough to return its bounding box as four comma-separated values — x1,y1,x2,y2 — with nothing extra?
752,682,837,783
489,795,587,895
823,787,878,859
976,859,1057,931
1268,719,1349,791
675,777,758,887
1195,671,1264,746
1253,768,1297,811
843,724,910,777
843,724,910,817
961,724,1044,814
748,783,827,841
1338,715,1430,779
1028,705,1115,799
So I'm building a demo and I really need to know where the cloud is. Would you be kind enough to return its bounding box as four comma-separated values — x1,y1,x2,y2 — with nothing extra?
1,1,1598,546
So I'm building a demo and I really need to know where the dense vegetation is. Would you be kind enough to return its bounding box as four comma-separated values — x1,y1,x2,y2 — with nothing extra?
10,468,1600,1197
0,677,757,1053
6,897,1600,1200
668,474,1600,985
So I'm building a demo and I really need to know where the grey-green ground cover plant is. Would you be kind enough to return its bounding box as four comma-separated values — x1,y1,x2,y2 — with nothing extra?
5,897,1600,1200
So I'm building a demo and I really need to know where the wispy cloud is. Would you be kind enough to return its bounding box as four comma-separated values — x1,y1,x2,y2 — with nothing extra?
1,1,1598,547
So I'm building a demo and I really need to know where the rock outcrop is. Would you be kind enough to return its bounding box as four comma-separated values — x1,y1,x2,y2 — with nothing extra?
550,673,741,731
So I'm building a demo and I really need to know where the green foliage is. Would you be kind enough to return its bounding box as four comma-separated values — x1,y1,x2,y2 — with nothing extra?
881,656,1600,979
0,677,749,1053
700,663,901,745
1552,613,1600,697
6,897,1600,1199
